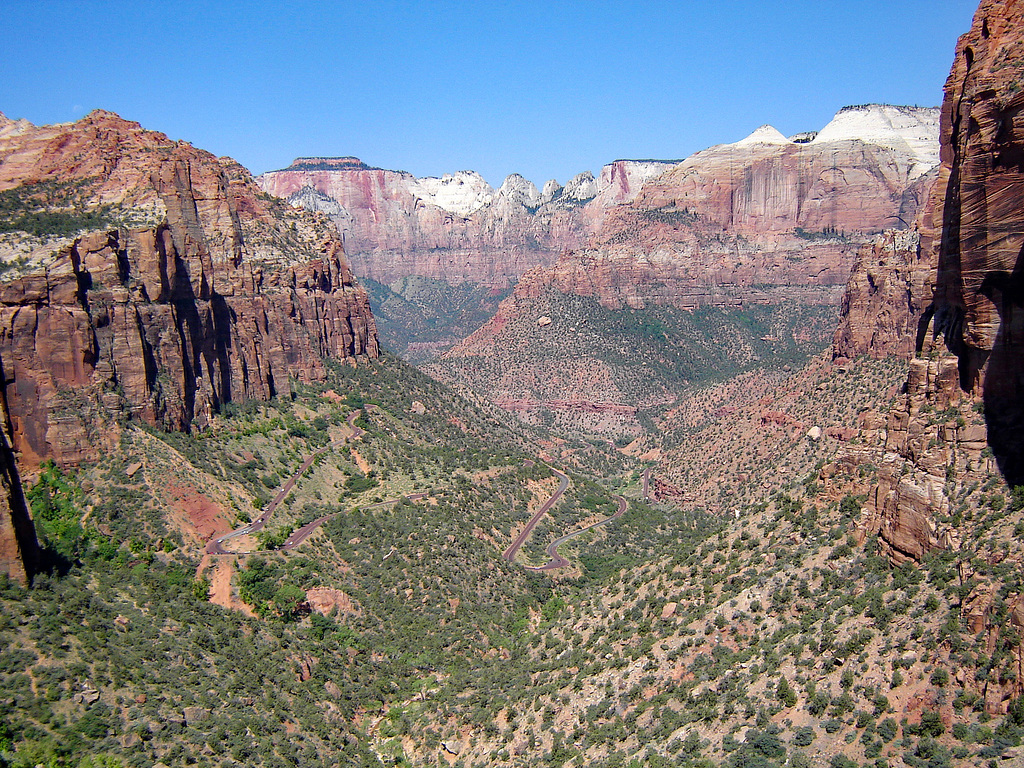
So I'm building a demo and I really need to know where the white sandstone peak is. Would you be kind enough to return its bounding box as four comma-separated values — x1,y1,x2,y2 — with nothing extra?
497,174,541,208
541,179,562,202
813,104,940,175
410,171,494,216
563,171,598,201
0,113,34,139
734,125,792,146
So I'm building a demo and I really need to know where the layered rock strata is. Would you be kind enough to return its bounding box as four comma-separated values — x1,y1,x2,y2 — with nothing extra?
262,106,938,308
258,157,675,289
826,0,1024,707
921,0,1024,485
550,105,940,312
0,111,379,469
425,107,941,427
832,230,935,359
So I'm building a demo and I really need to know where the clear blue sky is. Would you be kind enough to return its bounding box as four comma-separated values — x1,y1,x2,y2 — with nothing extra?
2,1,978,188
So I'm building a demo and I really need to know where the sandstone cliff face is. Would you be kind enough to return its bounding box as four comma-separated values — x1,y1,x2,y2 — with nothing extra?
922,0,1024,485
545,106,939,312
629,105,938,237
852,353,968,564
257,157,675,289
0,353,37,586
261,107,938,309
0,112,379,470
432,106,941,325
826,0,1024,707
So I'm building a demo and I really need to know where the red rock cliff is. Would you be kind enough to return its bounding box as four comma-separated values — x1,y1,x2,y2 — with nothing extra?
0,352,37,585
257,159,676,290
922,0,1024,485
832,230,936,360
0,111,379,470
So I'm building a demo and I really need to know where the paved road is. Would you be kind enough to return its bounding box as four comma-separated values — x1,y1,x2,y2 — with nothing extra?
525,494,627,571
280,493,426,549
642,467,652,501
501,469,570,563
206,410,366,555
205,407,626,567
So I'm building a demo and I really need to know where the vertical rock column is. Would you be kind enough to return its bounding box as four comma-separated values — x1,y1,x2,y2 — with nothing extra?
0,353,38,586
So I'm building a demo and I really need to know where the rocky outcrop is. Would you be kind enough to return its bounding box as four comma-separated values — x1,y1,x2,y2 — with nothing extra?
855,355,965,564
261,107,938,308
0,111,378,469
832,230,935,359
829,0,1024,706
921,0,1024,485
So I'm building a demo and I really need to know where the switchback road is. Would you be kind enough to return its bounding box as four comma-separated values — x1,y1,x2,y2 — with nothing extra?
280,493,426,549
206,411,366,555
501,469,569,563
525,494,627,571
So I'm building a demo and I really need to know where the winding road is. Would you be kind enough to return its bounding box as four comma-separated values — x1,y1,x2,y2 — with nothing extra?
205,411,366,555
205,407,629,570
501,469,570,562
501,469,629,571
280,492,426,550
524,494,627,571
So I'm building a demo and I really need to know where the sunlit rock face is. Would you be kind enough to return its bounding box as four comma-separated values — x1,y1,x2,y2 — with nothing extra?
257,157,676,289
0,111,378,470
920,0,1024,485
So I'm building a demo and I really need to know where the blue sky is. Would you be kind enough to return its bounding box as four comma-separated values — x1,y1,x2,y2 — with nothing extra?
2,1,977,187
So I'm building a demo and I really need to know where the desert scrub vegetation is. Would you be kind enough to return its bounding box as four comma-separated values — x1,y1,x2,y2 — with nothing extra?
4,350,1023,768
0,180,114,237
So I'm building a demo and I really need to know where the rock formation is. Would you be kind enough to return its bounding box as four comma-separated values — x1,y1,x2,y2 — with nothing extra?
920,0,1024,486
0,352,37,585
628,105,938,235
540,105,940,312
832,230,935,360
831,0,1024,560
825,0,1024,707
0,111,379,470
257,157,676,290
262,106,938,309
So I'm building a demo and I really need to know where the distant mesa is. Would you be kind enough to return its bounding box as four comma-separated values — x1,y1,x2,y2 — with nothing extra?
276,157,381,173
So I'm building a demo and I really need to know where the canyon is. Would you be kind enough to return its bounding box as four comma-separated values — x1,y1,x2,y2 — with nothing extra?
0,110,379,582
0,1,1023,766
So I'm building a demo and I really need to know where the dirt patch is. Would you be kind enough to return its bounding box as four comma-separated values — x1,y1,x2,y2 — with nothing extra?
470,466,514,482
158,479,233,545
350,449,371,474
322,390,344,403
306,587,360,617
197,555,255,617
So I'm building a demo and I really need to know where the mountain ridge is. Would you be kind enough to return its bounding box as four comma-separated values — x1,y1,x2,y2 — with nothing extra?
0,110,380,583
